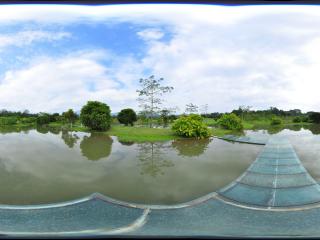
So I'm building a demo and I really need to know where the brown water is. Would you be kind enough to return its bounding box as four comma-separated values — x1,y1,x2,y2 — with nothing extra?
0,125,262,205
1,124,320,206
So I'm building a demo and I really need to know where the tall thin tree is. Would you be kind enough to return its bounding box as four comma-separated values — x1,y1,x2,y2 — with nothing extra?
137,75,173,128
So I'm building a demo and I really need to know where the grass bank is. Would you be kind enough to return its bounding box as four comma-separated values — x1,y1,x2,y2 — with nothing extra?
47,121,89,132
107,125,179,142
4,116,314,143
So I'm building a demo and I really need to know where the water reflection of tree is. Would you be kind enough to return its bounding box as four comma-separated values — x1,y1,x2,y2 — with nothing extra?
284,125,302,132
0,125,33,134
49,127,61,135
303,124,320,135
80,133,113,161
36,126,49,134
119,140,135,146
267,126,283,134
137,142,174,177
61,130,79,148
171,138,212,157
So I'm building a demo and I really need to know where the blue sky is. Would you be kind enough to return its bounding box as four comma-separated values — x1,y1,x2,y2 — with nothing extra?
0,4,320,114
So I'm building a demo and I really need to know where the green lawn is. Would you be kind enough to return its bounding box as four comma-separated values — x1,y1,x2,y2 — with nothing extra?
107,125,179,142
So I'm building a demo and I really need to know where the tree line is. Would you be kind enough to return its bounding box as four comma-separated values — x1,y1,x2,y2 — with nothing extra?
1,75,320,129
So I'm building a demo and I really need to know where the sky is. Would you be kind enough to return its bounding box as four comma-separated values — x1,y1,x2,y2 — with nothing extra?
0,4,320,114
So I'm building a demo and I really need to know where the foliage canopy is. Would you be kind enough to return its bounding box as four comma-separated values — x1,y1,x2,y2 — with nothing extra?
270,116,283,125
217,113,243,130
172,114,210,139
117,108,137,126
80,101,111,131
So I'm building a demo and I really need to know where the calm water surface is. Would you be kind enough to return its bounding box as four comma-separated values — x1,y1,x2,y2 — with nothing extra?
0,124,319,205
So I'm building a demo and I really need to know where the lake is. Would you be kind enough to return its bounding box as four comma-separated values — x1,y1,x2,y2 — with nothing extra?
0,124,319,205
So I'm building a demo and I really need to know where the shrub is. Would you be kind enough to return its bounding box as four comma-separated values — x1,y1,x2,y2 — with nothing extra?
80,101,111,131
293,116,302,123
270,116,282,125
36,114,51,125
62,109,77,126
217,113,243,130
117,108,137,126
301,116,310,123
308,112,320,124
171,114,210,139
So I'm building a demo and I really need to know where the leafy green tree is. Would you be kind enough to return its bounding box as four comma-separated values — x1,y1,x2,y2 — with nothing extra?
232,105,252,121
293,116,302,123
159,107,177,127
137,75,173,128
172,114,210,139
168,114,177,123
80,101,111,131
270,116,282,125
49,113,60,122
117,108,137,126
308,112,320,124
160,109,170,127
62,109,77,127
36,113,51,125
217,113,243,130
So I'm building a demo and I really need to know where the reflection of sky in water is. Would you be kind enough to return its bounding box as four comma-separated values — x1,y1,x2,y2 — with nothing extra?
1,125,320,205
245,125,320,182
0,127,262,205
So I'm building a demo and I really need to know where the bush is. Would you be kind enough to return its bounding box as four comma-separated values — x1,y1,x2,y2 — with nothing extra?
217,113,243,130
308,112,320,124
301,116,310,123
293,116,302,123
171,114,210,139
117,108,137,126
36,114,51,125
80,101,111,131
270,116,282,125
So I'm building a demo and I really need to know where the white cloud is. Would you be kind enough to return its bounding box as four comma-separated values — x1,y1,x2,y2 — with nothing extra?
135,6,320,113
2,4,318,27
2,5,320,112
0,30,71,49
137,28,164,41
0,50,143,113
